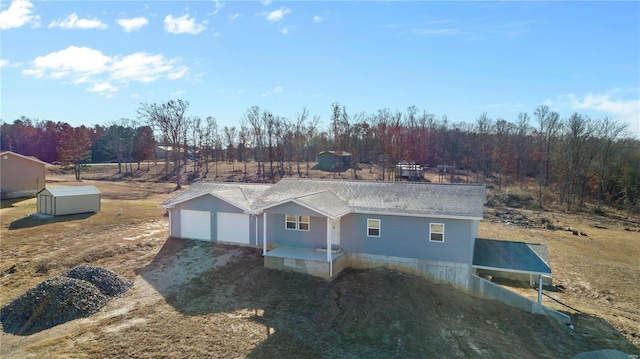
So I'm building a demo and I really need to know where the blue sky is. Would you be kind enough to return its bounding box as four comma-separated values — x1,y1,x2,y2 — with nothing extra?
1,0,639,136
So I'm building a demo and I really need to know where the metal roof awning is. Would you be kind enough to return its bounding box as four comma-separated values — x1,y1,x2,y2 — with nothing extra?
473,238,551,276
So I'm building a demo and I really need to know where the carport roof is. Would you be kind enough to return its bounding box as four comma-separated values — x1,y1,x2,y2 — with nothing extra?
472,238,551,275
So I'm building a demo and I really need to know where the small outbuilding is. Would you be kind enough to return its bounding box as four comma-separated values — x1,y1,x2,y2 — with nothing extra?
0,151,48,199
315,151,352,172
38,186,101,216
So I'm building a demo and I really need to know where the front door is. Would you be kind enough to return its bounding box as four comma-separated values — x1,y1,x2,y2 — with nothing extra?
331,219,341,246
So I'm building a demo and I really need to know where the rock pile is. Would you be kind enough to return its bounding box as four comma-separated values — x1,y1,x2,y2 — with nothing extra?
1,266,133,335
66,265,133,297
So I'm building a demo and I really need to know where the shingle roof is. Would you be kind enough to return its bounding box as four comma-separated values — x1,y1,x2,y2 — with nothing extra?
472,238,551,275
162,178,486,219
45,186,101,197
255,179,486,219
160,182,271,211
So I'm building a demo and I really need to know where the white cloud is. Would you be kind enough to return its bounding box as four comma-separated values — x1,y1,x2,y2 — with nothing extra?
171,90,186,97
130,93,140,98
0,0,40,30
551,91,640,136
88,82,118,98
23,46,190,98
313,15,324,23
229,13,240,20
260,0,272,5
49,13,108,30
262,86,283,97
110,52,187,83
280,26,294,35
164,14,205,34
117,16,148,32
209,0,224,15
23,46,111,79
0,59,21,68
265,7,290,23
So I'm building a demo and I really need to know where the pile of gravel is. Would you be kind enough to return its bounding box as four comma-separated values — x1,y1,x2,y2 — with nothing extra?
66,265,133,297
1,266,133,335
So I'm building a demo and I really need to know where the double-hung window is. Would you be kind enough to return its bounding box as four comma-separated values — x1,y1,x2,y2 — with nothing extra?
429,223,445,242
367,219,380,237
285,214,310,231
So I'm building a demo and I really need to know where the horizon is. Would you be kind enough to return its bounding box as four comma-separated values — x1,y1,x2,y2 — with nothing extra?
1,0,638,136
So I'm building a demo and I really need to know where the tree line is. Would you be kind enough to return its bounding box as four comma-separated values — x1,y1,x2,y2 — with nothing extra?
1,101,638,213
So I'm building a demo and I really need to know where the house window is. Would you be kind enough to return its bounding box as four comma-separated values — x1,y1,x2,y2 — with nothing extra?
367,218,380,237
285,214,310,231
430,223,445,242
285,214,297,230
298,215,310,231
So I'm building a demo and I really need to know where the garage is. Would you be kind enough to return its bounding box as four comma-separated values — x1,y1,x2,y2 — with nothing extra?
180,209,211,241
217,212,250,244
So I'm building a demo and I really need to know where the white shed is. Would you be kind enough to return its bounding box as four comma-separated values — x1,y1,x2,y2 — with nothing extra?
38,186,102,216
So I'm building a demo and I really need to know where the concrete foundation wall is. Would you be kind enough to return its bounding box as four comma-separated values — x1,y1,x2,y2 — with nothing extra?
264,256,332,280
345,253,471,289
469,274,570,324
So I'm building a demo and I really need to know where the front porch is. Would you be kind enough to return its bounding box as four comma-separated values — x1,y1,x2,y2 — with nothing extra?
263,246,348,280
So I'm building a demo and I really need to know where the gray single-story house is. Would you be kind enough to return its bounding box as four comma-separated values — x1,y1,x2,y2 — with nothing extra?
38,186,102,216
161,178,566,323
162,179,486,284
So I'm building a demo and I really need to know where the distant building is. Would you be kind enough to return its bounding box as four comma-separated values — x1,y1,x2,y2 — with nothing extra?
395,163,424,180
0,151,48,199
315,151,352,172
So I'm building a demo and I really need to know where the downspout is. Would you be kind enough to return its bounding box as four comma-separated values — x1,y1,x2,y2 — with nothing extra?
327,217,332,278
168,209,172,237
263,212,267,255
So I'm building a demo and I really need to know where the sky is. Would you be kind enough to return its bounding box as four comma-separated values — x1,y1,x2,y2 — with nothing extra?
1,0,639,136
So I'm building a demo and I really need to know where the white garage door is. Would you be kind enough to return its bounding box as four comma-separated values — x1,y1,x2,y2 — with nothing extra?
180,210,211,241
217,212,250,244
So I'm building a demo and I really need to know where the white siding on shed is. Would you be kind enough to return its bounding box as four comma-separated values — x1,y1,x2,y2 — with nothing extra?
37,186,101,216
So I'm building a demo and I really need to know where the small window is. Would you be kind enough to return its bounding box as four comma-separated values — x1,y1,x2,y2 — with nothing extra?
298,215,310,231
285,214,297,230
367,218,380,237
430,223,444,242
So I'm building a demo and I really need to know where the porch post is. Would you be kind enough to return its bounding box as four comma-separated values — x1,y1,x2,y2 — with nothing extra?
263,212,267,255
327,217,332,278
538,274,543,304
254,215,258,246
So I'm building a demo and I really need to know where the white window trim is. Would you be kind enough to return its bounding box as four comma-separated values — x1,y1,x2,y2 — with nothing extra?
367,218,381,237
285,214,297,230
429,222,445,242
285,214,310,231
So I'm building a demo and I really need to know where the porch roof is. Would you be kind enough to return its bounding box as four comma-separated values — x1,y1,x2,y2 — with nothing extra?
472,238,552,275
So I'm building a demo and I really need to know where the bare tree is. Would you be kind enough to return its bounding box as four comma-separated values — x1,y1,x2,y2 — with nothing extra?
138,99,189,189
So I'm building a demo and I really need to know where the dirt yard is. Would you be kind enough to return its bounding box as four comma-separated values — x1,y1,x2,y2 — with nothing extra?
1,165,639,358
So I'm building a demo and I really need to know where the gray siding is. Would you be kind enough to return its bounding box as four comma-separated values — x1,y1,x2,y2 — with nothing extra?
339,213,476,264
170,194,244,240
264,212,328,249
265,202,326,217
46,194,100,216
